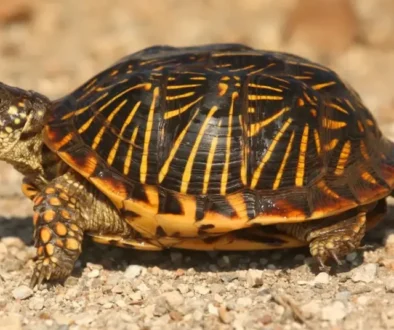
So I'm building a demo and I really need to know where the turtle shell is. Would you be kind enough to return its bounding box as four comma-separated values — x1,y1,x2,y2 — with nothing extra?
44,43,394,244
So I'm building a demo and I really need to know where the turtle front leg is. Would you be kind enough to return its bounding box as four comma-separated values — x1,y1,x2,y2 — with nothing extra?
29,171,131,288
276,212,367,267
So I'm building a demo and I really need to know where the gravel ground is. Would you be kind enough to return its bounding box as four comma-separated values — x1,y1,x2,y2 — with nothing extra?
1,1,394,329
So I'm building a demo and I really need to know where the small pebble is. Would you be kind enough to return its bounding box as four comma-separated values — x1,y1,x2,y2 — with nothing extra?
0,314,22,330
351,263,378,283
346,252,358,262
236,297,252,308
207,303,218,315
314,272,330,285
124,265,143,279
163,290,184,308
87,269,100,278
246,269,264,287
12,285,33,300
385,277,394,293
321,301,348,323
194,285,210,295
219,305,233,324
28,297,45,311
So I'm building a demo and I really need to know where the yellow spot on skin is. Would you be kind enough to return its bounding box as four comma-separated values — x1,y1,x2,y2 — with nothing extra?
49,197,61,206
273,131,295,190
37,246,44,256
43,258,50,266
66,238,80,250
45,243,55,256
159,109,200,183
50,257,58,264
45,187,56,194
70,197,77,204
334,141,351,175
310,109,317,117
55,239,64,247
357,121,365,133
203,136,219,194
140,87,160,183
59,192,69,201
366,119,374,126
40,227,52,244
55,223,68,236
33,195,44,206
33,213,39,225
69,224,79,232
251,118,293,189
296,124,309,187
20,112,27,119
5,127,13,133
7,105,18,115
181,106,219,194
61,209,71,219
221,92,238,195
43,210,56,223
249,107,290,137
298,98,305,107
14,118,21,125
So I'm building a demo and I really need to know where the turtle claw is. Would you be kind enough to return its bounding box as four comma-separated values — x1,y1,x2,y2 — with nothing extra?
30,258,56,289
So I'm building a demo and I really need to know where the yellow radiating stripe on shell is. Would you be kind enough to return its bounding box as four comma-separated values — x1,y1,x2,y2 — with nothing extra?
158,109,200,183
166,91,195,101
326,102,349,115
249,107,290,137
251,118,293,189
167,84,202,89
334,140,351,175
106,99,129,165
248,95,283,101
273,131,295,190
164,96,204,119
296,124,309,187
203,136,219,194
141,87,160,183
181,106,219,194
324,138,339,151
91,98,128,150
322,117,347,129
123,127,139,175
221,92,238,195
248,83,283,92
312,81,336,90
313,129,321,154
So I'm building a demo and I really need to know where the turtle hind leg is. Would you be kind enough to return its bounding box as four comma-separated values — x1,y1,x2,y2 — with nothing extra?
276,211,367,267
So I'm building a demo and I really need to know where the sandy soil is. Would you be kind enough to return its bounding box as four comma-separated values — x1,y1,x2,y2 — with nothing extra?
1,1,394,329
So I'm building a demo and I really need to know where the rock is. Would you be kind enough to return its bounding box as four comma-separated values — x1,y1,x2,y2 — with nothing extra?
28,297,45,311
321,301,348,323
218,305,233,324
124,265,143,279
207,303,218,316
385,276,394,293
12,285,33,300
0,314,22,330
163,291,184,308
346,252,358,262
176,283,189,294
236,297,252,308
246,269,264,287
335,291,351,302
194,285,210,295
301,300,321,318
351,263,378,283
313,272,330,285
87,269,100,278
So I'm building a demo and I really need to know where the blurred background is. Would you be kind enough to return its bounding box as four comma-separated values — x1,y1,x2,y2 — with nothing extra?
0,0,394,207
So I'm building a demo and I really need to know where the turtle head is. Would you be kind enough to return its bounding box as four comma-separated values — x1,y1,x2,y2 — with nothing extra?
0,82,50,153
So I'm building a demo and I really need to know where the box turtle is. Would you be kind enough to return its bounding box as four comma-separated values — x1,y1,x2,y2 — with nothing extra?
0,44,393,288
